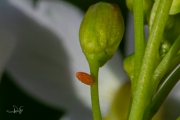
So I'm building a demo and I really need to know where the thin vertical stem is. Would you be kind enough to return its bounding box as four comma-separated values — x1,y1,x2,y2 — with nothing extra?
132,0,145,95
89,59,102,120
128,0,173,119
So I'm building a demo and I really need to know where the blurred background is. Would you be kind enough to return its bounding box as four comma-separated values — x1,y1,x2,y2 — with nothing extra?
0,0,128,120
0,0,179,120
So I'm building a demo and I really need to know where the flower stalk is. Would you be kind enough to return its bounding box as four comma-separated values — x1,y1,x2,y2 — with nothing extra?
128,0,173,119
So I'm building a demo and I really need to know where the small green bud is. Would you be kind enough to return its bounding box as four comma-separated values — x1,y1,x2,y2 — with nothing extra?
123,53,160,81
159,39,172,58
79,2,124,67
123,53,135,80
169,0,180,15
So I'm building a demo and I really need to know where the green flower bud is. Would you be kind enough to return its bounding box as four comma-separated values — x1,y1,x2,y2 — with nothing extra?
159,39,172,58
79,2,124,67
123,53,135,81
169,0,180,15
123,53,160,81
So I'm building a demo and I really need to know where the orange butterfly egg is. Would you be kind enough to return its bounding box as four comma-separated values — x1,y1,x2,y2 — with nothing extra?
76,72,94,85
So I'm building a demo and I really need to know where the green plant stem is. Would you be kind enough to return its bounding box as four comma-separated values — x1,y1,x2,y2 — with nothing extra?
157,54,180,88
157,54,180,91
149,0,160,33
144,63,180,119
143,35,180,120
168,54,180,72
132,0,145,96
150,35,180,98
128,0,173,119
89,59,102,120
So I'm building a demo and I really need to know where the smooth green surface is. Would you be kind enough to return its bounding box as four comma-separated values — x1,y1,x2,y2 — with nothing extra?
168,54,180,72
169,0,180,15
89,58,102,120
128,0,173,119
131,0,145,97
150,35,180,98
145,63,180,119
123,53,135,81
149,0,160,33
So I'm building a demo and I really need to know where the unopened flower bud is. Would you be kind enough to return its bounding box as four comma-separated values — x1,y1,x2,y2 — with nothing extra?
159,39,172,58
123,53,135,81
79,2,124,67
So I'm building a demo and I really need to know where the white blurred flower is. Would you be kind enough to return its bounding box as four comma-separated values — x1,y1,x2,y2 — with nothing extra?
0,0,127,119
